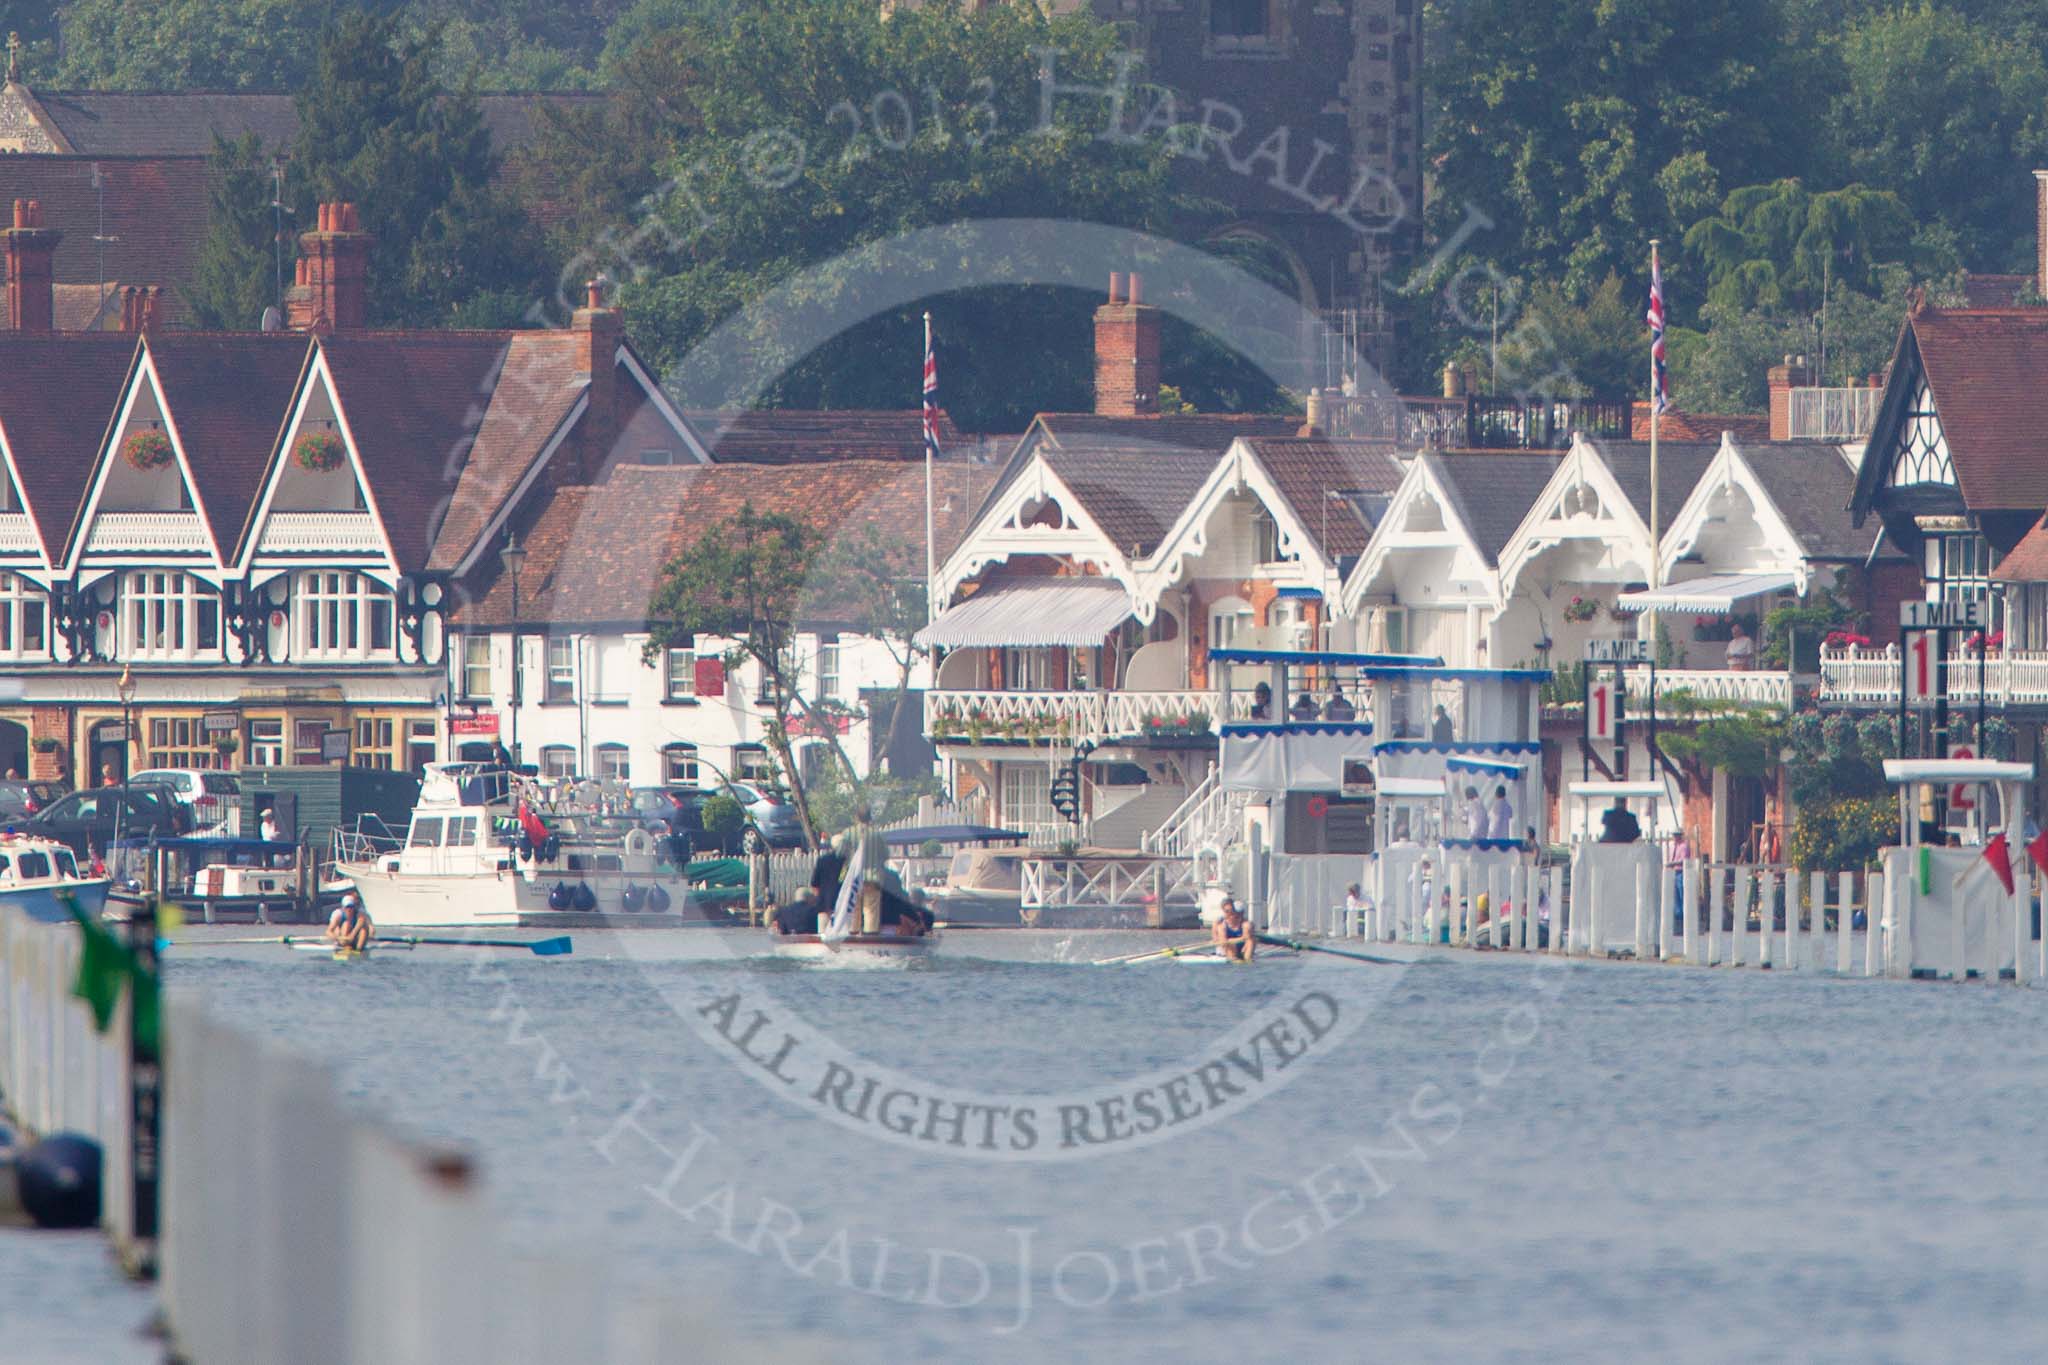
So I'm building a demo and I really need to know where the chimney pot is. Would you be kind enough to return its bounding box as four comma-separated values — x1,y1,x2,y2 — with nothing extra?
10,199,22,229
4,198,61,332
1108,272,1125,306
1128,273,1143,305
1093,270,1161,417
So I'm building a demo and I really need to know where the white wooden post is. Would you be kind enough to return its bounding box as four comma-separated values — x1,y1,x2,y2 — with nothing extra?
1682,858,1700,964
1836,872,1855,974
1729,866,1751,967
1804,871,1824,971
1757,870,1775,969
1951,870,1968,981
1449,859,1467,946
1549,864,1567,955
1865,870,1884,978
2015,864,2033,986
1511,863,1529,951
1491,865,1508,948
1632,852,1649,959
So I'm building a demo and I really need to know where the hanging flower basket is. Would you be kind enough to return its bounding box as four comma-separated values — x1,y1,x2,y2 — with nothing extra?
1561,595,1599,624
121,430,172,471
293,431,346,473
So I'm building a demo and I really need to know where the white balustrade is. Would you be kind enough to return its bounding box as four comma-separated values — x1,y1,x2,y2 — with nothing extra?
926,686,1259,747
1650,668,1794,708
1820,646,2048,707
0,512,40,553
256,510,384,553
83,510,211,553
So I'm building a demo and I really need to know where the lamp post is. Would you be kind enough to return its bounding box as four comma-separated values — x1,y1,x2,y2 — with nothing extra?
115,663,136,785
502,532,528,766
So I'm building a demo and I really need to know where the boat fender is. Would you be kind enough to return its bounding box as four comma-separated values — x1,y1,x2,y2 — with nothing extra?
572,881,597,912
541,834,561,863
17,1133,100,1230
647,883,672,913
548,881,572,911
515,835,534,861
621,883,647,912
624,828,653,858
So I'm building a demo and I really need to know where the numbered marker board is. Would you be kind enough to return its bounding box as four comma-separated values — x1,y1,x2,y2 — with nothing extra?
1587,675,1619,745
1904,630,1938,708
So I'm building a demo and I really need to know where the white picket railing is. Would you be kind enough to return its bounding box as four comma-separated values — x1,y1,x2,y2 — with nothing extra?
1650,668,1795,708
0,905,136,1257
1820,646,2048,707
1019,855,1204,917
1786,386,1881,440
1142,766,1249,857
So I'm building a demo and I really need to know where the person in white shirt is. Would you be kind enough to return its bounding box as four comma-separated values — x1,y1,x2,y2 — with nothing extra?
260,808,279,843
1488,785,1514,840
1463,786,1487,839
1724,621,1755,671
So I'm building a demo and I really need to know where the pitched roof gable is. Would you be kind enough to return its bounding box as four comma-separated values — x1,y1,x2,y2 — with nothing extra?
1902,308,2048,510
1582,439,1720,538
0,333,137,560
1239,437,1404,559
1426,453,1563,565
1733,440,1868,560
145,333,311,555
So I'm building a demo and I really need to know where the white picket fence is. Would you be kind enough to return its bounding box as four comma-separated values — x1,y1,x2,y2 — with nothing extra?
0,904,138,1259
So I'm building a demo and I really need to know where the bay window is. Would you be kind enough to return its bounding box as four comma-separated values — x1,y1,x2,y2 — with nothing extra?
296,571,395,661
124,571,220,661
0,573,47,658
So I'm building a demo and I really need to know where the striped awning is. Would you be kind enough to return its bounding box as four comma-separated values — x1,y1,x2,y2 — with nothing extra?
916,580,1135,649
1613,571,1797,614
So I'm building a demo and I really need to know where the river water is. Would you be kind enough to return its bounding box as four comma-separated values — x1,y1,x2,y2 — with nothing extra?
171,928,2048,1363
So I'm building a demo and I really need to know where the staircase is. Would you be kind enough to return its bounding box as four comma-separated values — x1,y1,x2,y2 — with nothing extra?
1140,766,1249,857
1088,786,1194,852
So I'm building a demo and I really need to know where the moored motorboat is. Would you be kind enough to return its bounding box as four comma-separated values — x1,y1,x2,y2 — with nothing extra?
0,832,112,923
768,930,938,963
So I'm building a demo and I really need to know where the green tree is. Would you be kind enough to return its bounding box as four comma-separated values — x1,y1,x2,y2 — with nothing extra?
580,0,1216,430
50,0,345,90
805,524,928,775
1492,272,1645,398
183,133,286,331
1828,2,2048,270
1683,178,1916,316
290,10,545,325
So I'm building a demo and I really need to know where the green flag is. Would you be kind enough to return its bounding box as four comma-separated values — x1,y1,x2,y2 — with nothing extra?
65,895,134,1031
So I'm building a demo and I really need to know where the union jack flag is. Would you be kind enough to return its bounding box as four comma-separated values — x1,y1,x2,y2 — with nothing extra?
922,314,941,460
1647,254,1671,415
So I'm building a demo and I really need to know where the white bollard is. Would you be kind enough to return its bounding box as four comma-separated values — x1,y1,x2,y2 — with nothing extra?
1684,858,1703,965
1867,870,1885,978
1511,863,1529,951
1491,866,1508,948
2015,865,2033,986
1549,865,1567,955
1758,871,1775,969
1729,867,1751,967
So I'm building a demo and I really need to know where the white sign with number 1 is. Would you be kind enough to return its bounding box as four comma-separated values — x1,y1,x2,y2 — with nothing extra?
1588,676,1619,744
1904,631,1937,708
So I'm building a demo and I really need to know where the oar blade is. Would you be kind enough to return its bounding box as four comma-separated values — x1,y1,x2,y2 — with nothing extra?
529,936,573,956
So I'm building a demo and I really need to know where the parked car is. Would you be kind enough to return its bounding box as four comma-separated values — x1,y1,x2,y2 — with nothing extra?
723,781,806,852
25,786,190,858
129,768,242,833
0,778,68,822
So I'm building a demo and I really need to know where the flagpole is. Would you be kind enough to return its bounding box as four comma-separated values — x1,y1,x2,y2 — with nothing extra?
1649,239,1661,605
923,311,937,616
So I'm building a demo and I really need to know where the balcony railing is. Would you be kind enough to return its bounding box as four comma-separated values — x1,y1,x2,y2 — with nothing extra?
84,511,210,554
256,511,384,554
1786,387,1881,440
0,513,39,554
1820,647,2048,707
1319,393,1631,450
926,689,1258,747
1648,668,1795,709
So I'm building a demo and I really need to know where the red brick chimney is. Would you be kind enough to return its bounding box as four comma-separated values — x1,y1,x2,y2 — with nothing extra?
572,275,624,480
3,199,61,333
1094,270,1161,417
1767,353,1815,442
118,285,161,333
286,201,372,332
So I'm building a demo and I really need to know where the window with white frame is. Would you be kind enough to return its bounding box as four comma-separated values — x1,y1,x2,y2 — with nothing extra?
755,644,797,703
124,571,220,660
406,718,437,772
594,743,630,782
816,642,841,701
734,744,774,782
1252,508,1282,563
540,745,577,779
461,635,492,699
246,717,284,766
1210,597,1254,651
1001,764,1055,833
296,571,394,660
1001,647,1058,690
663,743,699,785
0,573,47,658
665,647,696,699
146,715,214,769
546,637,575,702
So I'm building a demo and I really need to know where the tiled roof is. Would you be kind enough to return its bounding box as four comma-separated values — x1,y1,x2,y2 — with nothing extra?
1993,517,2048,581
146,333,312,558
686,408,965,464
320,333,518,574
1631,401,1771,445
0,157,207,316
424,332,590,574
0,333,137,559
0,283,121,333
1425,452,1564,564
1908,308,2048,510
452,459,999,628
26,90,605,158
1959,274,2037,309
1736,441,1870,560
1034,412,1306,452
1583,439,1721,538
1240,437,1404,558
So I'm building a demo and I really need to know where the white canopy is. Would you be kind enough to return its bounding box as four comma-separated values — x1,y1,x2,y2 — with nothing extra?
1376,776,1446,799
1613,570,1798,614
916,579,1134,649
1883,759,2035,785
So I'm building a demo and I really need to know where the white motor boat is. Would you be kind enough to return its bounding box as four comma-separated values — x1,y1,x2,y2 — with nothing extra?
0,832,112,923
768,930,938,964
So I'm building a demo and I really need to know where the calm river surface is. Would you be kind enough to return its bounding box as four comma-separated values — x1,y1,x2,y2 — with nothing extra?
172,928,2048,1363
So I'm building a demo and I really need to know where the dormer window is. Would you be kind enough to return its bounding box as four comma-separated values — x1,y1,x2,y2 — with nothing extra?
123,572,220,661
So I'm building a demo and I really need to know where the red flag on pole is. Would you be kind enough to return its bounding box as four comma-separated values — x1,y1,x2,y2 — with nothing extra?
516,799,550,848
1982,832,2015,895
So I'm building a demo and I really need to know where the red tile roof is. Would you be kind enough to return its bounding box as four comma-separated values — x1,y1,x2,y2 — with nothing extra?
0,157,206,320
0,283,121,333
1994,517,2048,581
1240,437,1404,558
1908,308,2048,510
1630,401,1770,445
0,333,138,560
452,460,998,629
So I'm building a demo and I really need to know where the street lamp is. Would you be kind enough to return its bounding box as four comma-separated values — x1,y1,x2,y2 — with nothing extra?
501,531,528,766
115,663,136,784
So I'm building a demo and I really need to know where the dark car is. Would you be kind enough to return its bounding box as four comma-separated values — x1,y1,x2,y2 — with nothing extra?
26,786,189,857
0,778,69,821
723,781,807,852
